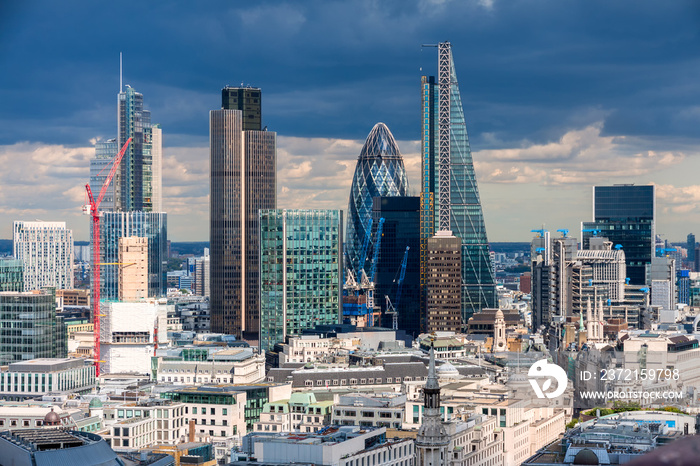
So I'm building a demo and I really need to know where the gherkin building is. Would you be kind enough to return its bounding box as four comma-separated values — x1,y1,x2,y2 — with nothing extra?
346,123,408,278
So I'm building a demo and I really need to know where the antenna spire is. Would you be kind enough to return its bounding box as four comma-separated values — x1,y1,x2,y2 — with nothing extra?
119,52,123,93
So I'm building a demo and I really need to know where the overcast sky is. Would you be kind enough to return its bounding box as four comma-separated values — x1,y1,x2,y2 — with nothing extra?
1,1,699,242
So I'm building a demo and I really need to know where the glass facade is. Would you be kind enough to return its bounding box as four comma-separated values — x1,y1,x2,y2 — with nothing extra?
372,197,421,336
0,291,67,365
97,211,168,300
0,258,23,292
346,123,408,278
259,209,342,352
582,185,655,285
210,94,276,339
420,43,496,328
117,86,157,212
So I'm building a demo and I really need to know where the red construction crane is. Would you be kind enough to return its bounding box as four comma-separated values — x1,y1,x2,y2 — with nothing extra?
83,137,131,377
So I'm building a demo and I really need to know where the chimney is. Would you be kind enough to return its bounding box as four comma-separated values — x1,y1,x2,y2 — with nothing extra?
189,419,195,443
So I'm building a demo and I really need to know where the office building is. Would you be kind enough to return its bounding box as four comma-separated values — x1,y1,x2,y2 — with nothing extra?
420,42,496,327
90,138,118,212
210,87,276,339
372,196,420,335
13,221,74,291
0,358,96,400
99,298,170,374
346,123,408,279
238,427,414,466
0,290,67,365
89,85,167,305
0,258,23,292
98,211,167,300
426,231,462,333
688,233,696,269
576,237,627,303
582,184,655,285
222,86,262,130
193,250,210,297
118,236,148,301
259,209,342,352
116,85,162,212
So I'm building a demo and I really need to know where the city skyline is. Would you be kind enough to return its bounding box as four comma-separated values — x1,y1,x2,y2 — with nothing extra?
1,1,700,242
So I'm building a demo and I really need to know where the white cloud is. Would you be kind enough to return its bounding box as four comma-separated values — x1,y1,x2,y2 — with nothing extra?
474,123,687,185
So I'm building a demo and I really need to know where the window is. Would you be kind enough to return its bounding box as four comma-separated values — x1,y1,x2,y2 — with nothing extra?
223,408,227,415
193,407,197,415
386,378,392,383
210,408,215,415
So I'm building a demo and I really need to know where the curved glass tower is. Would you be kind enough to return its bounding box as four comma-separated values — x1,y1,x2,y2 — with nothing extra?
346,123,408,277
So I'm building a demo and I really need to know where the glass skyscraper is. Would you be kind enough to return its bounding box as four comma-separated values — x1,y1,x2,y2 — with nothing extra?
259,209,342,352
210,87,276,339
420,42,496,328
117,86,161,212
0,258,23,292
346,123,408,279
0,290,67,365
582,185,655,285
89,84,167,301
372,196,420,336
98,211,168,300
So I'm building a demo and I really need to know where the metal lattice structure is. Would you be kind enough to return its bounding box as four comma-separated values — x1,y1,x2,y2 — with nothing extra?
438,42,452,232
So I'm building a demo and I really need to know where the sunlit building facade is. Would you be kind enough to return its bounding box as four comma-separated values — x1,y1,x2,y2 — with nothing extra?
259,209,342,352
13,221,74,291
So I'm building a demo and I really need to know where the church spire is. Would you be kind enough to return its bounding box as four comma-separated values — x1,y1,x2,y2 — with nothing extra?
426,343,439,390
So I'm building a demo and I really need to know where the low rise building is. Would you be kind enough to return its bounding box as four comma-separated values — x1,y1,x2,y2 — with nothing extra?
0,429,124,465
160,383,292,443
0,358,96,400
523,410,697,465
153,347,264,385
237,426,414,466
331,392,405,429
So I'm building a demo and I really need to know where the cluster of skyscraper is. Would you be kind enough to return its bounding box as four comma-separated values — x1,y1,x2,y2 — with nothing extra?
527,184,684,349
89,84,168,302
207,41,497,350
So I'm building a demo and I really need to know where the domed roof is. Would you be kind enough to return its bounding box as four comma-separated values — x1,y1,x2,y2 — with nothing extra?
44,408,61,426
573,448,599,465
437,361,460,377
359,123,400,158
89,397,103,408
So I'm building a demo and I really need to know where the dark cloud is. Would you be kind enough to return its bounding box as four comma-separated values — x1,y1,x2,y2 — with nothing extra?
2,0,699,147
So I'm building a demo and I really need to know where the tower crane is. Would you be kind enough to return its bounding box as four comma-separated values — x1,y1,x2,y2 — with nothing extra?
83,137,131,377
368,218,385,283
386,246,409,330
357,218,373,281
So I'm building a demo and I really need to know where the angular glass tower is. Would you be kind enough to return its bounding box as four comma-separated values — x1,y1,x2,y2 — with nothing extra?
346,123,408,278
420,42,496,327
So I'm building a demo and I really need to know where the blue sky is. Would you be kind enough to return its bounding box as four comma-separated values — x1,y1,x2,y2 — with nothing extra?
1,1,700,242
